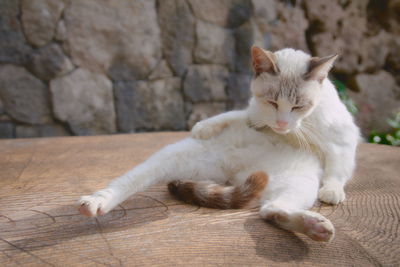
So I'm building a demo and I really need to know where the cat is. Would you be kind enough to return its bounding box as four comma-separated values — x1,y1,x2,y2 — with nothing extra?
78,46,360,242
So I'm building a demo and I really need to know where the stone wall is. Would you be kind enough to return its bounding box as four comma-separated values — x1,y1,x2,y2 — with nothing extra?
0,0,399,138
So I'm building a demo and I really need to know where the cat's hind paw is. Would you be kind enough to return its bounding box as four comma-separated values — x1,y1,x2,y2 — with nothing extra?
78,190,114,217
318,183,345,205
191,121,225,140
302,211,335,242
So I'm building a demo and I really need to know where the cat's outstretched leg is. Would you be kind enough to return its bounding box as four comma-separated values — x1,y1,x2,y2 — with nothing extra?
191,110,246,139
259,175,335,242
79,139,225,217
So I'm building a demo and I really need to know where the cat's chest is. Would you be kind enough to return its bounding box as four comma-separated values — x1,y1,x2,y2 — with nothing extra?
221,122,324,160
223,126,273,148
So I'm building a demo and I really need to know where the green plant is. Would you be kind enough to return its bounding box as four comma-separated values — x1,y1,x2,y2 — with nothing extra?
369,112,400,146
333,79,358,115
332,78,399,147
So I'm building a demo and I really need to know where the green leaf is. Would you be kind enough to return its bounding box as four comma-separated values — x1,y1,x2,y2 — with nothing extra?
387,118,400,129
333,79,346,93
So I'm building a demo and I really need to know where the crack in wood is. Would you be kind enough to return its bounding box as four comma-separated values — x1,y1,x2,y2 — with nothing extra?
0,215,16,225
29,210,56,224
0,236,55,266
2,250,23,266
95,218,124,267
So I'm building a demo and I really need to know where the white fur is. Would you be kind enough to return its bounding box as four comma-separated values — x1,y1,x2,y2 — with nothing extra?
275,48,311,76
79,48,359,242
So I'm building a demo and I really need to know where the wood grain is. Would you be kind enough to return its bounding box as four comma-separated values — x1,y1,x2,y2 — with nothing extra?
0,133,399,266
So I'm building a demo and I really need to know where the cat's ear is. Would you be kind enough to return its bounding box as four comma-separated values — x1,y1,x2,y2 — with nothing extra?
251,46,279,76
304,54,338,83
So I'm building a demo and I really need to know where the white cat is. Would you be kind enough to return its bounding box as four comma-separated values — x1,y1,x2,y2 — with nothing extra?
78,46,360,242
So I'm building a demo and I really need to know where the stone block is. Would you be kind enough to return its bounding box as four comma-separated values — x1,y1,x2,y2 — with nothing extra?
194,20,235,69
158,0,195,76
115,78,185,132
183,65,229,102
21,0,66,47
0,122,14,138
187,103,227,129
16,124,69,138
265,2,309,52
227,73,251,109
50,68,116,135
148,60,174,80
0,64,51,124
349,71,400,135
0,0,32,64
64,0,161,78
27,43,74,81
188,0,252,28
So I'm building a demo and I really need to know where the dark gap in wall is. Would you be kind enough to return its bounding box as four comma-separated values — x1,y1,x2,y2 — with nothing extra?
367,0,391,32
301,1,325,56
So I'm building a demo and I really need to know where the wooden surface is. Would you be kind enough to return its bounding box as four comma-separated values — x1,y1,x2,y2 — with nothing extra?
0,133,399,267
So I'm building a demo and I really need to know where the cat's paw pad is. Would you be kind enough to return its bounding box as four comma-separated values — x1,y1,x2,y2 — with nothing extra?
78,190,114,217
318,184,345,205
302,212,335,242
191,121,224,140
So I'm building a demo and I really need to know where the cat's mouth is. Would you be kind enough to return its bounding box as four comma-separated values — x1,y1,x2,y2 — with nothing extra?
271,127,290,134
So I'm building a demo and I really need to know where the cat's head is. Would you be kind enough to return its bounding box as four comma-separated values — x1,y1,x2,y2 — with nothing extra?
249,46,337,134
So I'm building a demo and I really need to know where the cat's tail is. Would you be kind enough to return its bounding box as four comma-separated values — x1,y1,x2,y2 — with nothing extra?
168,171,268,209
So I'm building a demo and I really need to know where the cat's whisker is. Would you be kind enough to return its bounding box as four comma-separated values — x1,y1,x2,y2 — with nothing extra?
301,132,310,153
304,124,325,149
301,132,312,154
295,133,304,152
298,123,324,159
294,128,310,154
293,130,303,151
302,121,324,140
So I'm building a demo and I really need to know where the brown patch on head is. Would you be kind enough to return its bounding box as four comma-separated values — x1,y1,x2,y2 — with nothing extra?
251,46,279,76
252,67,306,106
277,75,303,103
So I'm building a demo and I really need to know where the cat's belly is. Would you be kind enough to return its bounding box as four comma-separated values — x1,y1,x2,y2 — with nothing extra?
198,123,322,183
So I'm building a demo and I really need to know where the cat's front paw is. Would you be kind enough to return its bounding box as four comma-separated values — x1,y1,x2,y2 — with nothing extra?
78,190,114,217
318,183,345,205
302,211,335,242
191,121,225,140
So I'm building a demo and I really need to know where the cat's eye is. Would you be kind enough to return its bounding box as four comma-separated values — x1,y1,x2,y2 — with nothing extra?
291,106,303,111
268,101,278,109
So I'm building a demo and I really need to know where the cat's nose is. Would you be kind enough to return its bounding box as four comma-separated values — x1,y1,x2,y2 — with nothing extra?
276,120,288,128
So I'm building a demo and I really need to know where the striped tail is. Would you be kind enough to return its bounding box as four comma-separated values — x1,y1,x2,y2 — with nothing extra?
168,171,268,209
